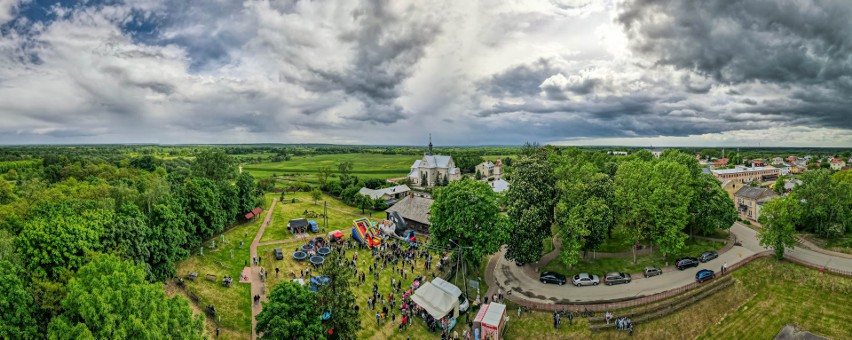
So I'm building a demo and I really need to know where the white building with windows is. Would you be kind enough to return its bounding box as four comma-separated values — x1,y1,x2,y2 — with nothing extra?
408,138,461,187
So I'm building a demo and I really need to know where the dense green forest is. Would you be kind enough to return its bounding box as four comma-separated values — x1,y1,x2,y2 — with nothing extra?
0,147,261,337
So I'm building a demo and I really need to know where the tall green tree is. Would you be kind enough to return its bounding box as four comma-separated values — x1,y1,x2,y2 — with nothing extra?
147,200,190,281
758,196,801,259
101,204,151,275
774,177,786,194
691,173,737,236
793,169,850,239
316,250,359,339
310,188,323,204
505,153,556,265
190,150,236,182
648,161,692,257
337,161,353,183
48,254,203,339
257,282,324,339
429,178,508,268
16,201,112,279
614,160,655,264
236,172,259,214
0,260,38,339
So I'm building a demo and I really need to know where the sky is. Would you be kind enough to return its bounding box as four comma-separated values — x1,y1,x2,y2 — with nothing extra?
0,0,851,147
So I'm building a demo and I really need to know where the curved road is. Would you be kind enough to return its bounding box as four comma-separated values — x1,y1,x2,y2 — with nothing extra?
489,223,852,305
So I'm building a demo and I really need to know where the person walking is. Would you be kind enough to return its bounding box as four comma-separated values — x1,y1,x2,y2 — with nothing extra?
376,313,381,325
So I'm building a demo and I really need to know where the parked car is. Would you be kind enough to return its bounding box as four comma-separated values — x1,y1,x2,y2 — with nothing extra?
643,266,663,278
676,257,700,270
539,272,567,285
699,251,719,263
458,294,470,313
572,273,600,287
604,272,632,285
273,248,284,260
695,269,715,283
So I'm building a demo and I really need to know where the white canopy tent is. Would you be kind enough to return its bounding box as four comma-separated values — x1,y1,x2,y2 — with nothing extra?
431,277,463,298
411,281,459,319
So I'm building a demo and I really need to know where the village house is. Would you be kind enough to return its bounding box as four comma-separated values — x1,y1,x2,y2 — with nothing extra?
475,159,504,179
734,186,778,221
771,157,785,165
408,137,461,187
772,164,791,176
385,192,433,234
711,158,730,168
711,166,781,183
358,184,411,205
830,158,846,171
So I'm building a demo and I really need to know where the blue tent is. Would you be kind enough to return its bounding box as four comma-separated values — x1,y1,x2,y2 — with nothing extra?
308,220,319,233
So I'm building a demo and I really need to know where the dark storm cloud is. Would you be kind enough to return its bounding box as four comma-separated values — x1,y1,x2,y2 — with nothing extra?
617,0,852,130
479,58,559,97
309,0,441,124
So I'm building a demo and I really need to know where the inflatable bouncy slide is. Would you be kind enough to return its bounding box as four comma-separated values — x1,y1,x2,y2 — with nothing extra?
351,218,381,248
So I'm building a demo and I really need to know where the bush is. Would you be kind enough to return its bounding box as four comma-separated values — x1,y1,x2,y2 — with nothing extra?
744,220,752,225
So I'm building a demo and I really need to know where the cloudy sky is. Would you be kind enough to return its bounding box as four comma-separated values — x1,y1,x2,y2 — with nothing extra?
1,0,851,146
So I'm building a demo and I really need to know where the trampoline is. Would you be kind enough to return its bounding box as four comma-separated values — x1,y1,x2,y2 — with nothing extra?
301,244,315,252
310,256,325,266
317,247,331,256
293,251,308,261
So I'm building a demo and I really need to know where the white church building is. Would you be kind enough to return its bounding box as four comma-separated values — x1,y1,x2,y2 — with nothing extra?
408,137,461,187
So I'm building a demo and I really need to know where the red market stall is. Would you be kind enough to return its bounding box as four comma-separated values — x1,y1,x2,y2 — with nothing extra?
473,302,506,340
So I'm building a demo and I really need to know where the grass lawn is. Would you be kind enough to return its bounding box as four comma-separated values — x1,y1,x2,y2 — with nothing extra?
542,238,725,276
260,239,451,340
177,190,450,339
173,194,276,338
801,231,852,255
503,257,852,339
243,153,414,180
260,192,381,243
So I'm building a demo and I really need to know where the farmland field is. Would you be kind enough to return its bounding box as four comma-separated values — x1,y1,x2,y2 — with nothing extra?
242,153,415,180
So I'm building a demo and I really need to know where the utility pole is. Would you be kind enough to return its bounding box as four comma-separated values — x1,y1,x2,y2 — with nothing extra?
324,201,328,232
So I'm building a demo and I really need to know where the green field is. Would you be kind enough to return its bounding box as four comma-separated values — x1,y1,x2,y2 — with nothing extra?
242,153,415,180
261,192,382,243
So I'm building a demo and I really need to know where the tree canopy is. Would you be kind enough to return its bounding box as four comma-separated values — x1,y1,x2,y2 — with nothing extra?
257,282,324,339
47,254,203,339
429,178,508,267
316,250,359,339
504,152,556,264
758,196,801,259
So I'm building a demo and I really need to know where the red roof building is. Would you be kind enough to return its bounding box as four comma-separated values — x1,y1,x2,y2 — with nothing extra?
713,158,729,166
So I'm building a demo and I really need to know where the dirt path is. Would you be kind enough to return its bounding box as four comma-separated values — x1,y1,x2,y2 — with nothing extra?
250,198,277,340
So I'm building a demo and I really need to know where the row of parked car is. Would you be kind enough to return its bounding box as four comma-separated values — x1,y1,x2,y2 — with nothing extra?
538,250,720,287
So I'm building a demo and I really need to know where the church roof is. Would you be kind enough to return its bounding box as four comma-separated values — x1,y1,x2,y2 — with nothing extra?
414,155,453,169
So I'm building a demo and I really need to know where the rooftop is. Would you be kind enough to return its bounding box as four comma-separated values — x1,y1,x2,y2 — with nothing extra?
358,184,411,199
734,186,778,201
386,195,433,225
711,166,778,175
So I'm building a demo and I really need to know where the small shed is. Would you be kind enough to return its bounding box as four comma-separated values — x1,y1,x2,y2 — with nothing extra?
474,302,507,340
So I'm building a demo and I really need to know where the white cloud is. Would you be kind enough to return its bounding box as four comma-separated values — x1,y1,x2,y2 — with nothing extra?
0,0,849,146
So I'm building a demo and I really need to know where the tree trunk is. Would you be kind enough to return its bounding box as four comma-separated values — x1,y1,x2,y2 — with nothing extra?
632,237,637,264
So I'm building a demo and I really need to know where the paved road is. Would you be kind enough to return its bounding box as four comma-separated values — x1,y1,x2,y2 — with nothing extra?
488,222,851,305
250,198,277,340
